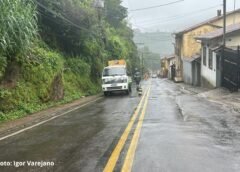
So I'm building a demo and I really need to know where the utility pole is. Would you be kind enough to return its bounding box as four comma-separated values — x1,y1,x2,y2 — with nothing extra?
142,52,144,77
135,43,145,77
234,0,236,23
223,0,226,47
221,0,227,86
94,0,104,65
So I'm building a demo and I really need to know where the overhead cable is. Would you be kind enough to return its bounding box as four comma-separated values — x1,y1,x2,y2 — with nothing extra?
130,0,184,12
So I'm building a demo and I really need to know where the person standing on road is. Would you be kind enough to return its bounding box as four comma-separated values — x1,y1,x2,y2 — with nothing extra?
134,71,141,90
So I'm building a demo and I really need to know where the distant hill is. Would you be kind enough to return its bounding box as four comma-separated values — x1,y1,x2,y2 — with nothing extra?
134,31,174,57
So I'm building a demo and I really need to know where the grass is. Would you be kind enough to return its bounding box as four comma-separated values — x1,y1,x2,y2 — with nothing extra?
0,46,101,123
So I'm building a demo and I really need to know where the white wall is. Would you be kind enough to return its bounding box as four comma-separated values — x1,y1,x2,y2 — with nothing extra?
225,31,240,47
201,46,217,87
183,60,192,85
201,30,240,88
212,12,240,27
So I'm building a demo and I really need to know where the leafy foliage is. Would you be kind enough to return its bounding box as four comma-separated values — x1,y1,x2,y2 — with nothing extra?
37,0,139,73
37,0,97,54
104,0,127,28
0,0,37,56
0,0,139,121
0,55,7,79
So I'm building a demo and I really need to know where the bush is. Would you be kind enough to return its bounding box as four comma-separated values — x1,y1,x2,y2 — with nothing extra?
0,0,37,56
63,57,100,100
0,55,7,79
0,46,101,122
64,58,90,77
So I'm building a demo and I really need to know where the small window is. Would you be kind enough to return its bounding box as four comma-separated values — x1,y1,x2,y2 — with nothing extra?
203,47,206,66
209,49,213,69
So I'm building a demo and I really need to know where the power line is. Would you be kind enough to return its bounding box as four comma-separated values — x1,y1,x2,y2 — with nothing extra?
135,4,222,25
133,6,223,29
136,38,173,41
35,1,96,36
38,9,88,39
130,0,184,12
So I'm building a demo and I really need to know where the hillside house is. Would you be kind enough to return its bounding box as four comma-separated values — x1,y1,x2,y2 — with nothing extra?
196,23,240,89
160,55,175,78
174,9,240,85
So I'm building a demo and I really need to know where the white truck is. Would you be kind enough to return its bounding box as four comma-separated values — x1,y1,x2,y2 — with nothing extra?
102,60,132,96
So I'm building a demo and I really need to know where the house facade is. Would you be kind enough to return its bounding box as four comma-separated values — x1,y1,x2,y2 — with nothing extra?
196,23,240,88
174,9,240,85
160,55,175,78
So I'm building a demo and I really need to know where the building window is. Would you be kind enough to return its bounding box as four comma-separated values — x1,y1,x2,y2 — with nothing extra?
203,47,206,66
209,49,213,69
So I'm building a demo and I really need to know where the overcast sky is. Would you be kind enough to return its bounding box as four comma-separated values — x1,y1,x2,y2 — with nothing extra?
121,0,240,32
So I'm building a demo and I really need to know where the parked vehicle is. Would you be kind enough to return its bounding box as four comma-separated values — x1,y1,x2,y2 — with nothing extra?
152,73,157,78
102,60,132,96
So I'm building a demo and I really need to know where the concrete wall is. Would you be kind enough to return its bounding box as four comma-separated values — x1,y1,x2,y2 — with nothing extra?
175,10,240,81
212,12,240,27
183,59,201,86
201,47,217,88
183,60,193,85
178,11,240,59
174,36,183,78
225,30,240,47
193,61,201,86
201,30,240,88
182,25,216,58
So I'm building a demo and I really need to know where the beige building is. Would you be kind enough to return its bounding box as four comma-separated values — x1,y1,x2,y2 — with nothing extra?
174,9,240,84
160,55,175,78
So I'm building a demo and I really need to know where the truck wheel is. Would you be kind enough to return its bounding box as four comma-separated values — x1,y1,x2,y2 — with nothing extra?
126,90,129,95
104,92,108,96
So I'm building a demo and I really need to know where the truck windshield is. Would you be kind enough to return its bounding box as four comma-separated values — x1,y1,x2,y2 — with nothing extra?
103,67,126,76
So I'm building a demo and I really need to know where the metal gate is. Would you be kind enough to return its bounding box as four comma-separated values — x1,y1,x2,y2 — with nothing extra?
222,47,240,92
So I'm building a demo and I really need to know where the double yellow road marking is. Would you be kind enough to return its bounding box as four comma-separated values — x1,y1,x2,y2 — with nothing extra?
104,86,151,172
121,88,150,172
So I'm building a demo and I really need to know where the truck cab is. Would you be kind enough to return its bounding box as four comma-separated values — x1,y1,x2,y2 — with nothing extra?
102,60,132,96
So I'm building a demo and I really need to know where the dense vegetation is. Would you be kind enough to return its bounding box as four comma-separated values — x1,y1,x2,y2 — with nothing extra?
0,0,139,121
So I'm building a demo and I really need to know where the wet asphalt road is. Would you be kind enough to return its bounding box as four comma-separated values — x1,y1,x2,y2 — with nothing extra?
0,79,240,172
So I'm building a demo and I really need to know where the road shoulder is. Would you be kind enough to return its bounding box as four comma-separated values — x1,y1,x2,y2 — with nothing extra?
0,94,103,138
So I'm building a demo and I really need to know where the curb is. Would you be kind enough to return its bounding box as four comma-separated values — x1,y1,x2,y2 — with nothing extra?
164,79,200,94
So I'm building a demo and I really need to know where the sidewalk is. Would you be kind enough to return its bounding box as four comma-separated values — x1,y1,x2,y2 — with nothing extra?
176,82,210,94
167,79,240,113
198,88,240,113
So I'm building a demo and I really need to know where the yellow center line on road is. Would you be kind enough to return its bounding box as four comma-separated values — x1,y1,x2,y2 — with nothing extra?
121,87,151,172
103,87,150,172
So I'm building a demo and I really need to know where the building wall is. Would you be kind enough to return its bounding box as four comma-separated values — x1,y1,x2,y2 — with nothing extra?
160,58,169,78
175,10,240,81
201,46,217,88
225,31,240,47
183,60,192,85
182,25,217,58
178,11,240,60
175,36,183,79
193,61,201,86
201,30,240,88
212,12,240,27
